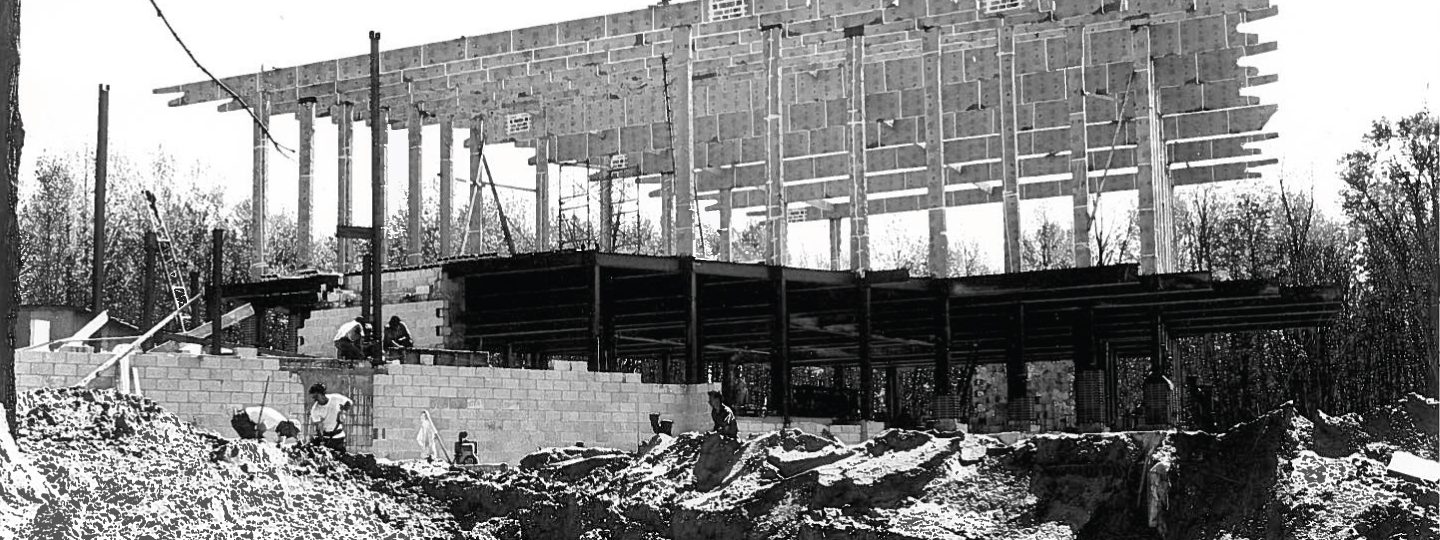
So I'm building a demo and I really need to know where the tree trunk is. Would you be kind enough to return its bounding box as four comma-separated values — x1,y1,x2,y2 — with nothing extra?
1,0,23,434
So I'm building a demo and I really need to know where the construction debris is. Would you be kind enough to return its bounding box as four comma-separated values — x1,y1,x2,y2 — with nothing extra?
0,387,1435,540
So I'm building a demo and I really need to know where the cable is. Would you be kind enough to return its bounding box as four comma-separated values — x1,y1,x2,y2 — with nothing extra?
146,0,295,159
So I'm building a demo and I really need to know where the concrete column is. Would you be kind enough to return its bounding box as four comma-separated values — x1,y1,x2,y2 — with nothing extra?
535,136,551,251
660,176,674,255
847,32,870,273
466,116,485,254
335,103,354,272
1066,27,1093,267
1132,26,1175,275
763,26,788,266
828,218,843,271
718,187,733,261
250,93,270,279
769,265,790,422
856,277,873,420
998,26,1022,274
600,169,615,252
671,25,697,256
407,106,424,266
922,27,950,277
297,98,315,268
439,117,453,258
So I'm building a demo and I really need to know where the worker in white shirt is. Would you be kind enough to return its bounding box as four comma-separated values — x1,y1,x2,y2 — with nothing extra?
230,405,301,445
308,383,354,452
333,317,368,360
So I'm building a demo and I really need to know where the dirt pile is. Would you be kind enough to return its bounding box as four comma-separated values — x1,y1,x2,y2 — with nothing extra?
9,388,468,540
0,404,48,532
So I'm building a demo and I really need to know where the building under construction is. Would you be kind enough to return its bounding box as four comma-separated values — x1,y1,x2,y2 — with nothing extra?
19,0,1334,459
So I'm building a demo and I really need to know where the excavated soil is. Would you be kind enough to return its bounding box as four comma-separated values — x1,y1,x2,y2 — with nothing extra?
1,388,1435,540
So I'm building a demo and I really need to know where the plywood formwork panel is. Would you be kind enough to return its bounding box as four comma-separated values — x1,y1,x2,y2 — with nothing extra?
158,0,1279,220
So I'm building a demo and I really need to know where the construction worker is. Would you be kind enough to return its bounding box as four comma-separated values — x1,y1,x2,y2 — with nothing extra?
333,316,367,360
384,315,414,350
308,383,353,452
708,390,738,438
230,405,301,445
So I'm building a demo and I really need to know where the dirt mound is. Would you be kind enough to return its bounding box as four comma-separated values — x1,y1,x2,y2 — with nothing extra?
0,404,47,532
10,387,465,540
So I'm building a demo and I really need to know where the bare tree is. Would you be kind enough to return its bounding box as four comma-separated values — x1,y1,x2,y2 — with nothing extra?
1022,213,1074,271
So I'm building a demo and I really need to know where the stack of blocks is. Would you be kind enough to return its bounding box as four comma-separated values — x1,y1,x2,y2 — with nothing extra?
968,360,1074,432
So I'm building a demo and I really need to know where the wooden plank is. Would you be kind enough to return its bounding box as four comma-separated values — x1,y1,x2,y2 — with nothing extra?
76,294,202,388
24,310,109,352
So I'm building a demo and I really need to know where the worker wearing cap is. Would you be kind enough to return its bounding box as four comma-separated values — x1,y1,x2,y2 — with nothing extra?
308,383,353,452
230,405,301,445
333,316,367,360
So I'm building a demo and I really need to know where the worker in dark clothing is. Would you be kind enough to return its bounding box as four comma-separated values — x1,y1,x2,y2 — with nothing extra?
384,315,414,350
708,390,738,438
333,316,367,360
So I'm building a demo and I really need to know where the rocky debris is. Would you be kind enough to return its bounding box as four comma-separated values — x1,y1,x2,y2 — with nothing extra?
11,387,463,540
520,446,633,482
0,404,48,532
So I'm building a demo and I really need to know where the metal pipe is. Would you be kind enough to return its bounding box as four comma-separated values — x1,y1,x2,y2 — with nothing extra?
209,229,223,355
369,31,385,364
92,84,109,313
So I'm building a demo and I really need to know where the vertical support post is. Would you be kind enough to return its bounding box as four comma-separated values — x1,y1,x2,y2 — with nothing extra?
360,254,373,323
856,276,874,420
92,84,108,313
1006,303,1030,426
407,106,423,266
1,0,24,431
659,352,672,384
208,229,224,356
1074,307,1105,426
922,26,949,277
768,265,789,423
335,102,354,271
671,25,696,256
141,232,156,347
763,25,787,266
251,92,270,279
847,31,870,273
369,31,386,363
1066,27,1093,267
1132,25,1173,275
535,136,551,251
682,256,702,383
718,187,733,261
998,26,1022,273
832,366,846,388
589,256,604,372
439,117,454,258
828,218,843,271
297,98,315,268
465,116,485,254
187,270,201,324
932,282,951,395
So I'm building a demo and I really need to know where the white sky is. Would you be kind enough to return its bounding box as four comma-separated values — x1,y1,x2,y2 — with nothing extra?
17,0,1440,270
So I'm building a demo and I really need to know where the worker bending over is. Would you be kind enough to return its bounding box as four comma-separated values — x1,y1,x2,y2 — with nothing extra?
384,315,414,350
708,390,738,438
333,316,367,360
308,383,353,452
230,405,301,445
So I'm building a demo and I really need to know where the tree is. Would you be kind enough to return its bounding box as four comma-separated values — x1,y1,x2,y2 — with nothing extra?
1021,213,1074,271
2,0,22,431
1339,111,1439,392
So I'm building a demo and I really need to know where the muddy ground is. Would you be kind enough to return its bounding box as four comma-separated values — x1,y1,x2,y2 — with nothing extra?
1,387,1435,540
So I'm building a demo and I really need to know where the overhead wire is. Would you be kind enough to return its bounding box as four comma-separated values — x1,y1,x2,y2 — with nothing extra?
146,0,295,160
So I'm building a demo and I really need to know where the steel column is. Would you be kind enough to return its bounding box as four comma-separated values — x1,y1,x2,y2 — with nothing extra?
769,265,789,423
857,276,874,420
683,256,702,383
208,229,223,356
369,31,385,363
933,283,951,395
92,84,108,312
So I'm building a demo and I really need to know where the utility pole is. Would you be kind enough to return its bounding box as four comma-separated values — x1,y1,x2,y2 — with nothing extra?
92,84,108,313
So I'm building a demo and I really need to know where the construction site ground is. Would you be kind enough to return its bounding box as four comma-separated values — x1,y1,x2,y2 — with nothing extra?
1,387,1436,540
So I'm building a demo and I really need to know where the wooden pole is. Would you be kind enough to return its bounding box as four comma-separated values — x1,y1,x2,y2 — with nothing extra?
92,84,108,312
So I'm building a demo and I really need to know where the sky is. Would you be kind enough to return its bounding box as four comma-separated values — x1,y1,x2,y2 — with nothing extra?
16,0,1440,270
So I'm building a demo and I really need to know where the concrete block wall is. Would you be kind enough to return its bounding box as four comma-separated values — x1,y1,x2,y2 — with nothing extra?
969,360,1075,432
368,360,717,464
298,301,446,357
340,267,444,304
14,350,307,436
